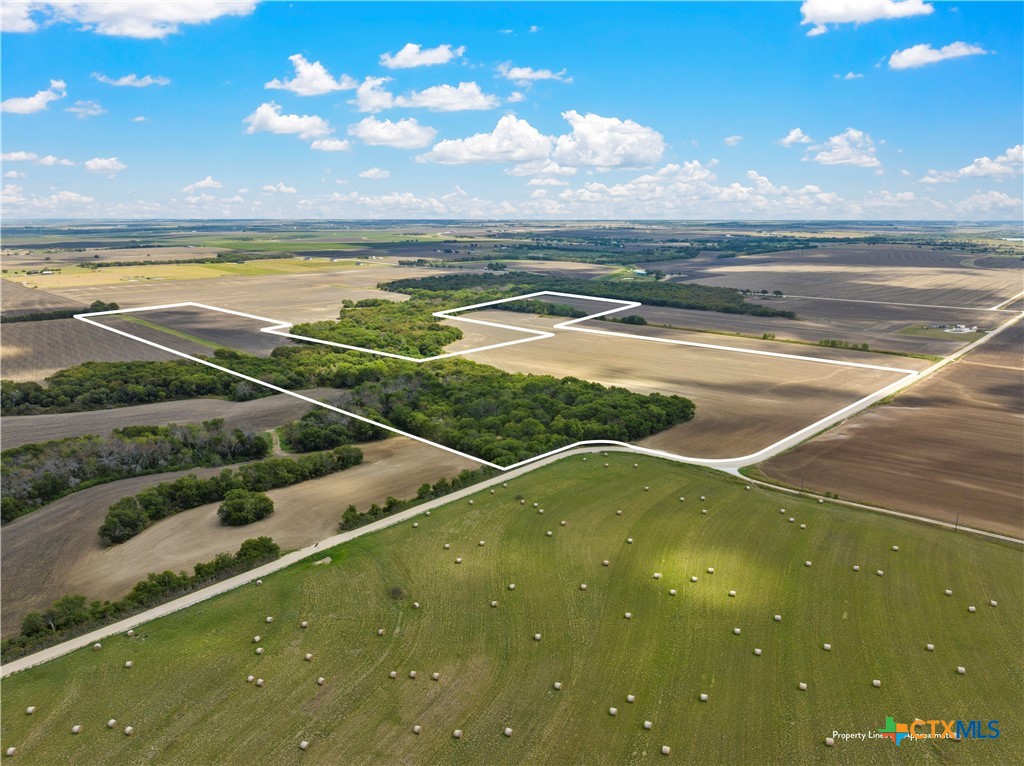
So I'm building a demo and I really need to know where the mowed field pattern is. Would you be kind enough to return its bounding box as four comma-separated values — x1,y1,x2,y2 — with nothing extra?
1,455,1020,765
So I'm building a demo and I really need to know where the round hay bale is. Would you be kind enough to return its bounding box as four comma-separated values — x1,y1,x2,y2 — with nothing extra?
253,635,261,643
799,524,806,529
609,707,618,716
504,727,513,737
425,511,430,516
266,616,273,624
508,583,516,590
582,457,587,461
453,730,462,739
503,483,508,488
788,518,795,523
124,726,134,736
304,653,313,662
72,725,82,734
256,678,264,687
443,543,450,550
892,545,899,551
669,589,677,596
707,567,714,574
661,745,671,755
634,463,639,468
626,538,633,544
779,509,785,514
968,605,976,613
561,520,567,526
93,643,102,651
546,531,553,537
644,486,650,491
580,583,588,591
818,499,824,504
754,648,762,656
653,573,661,579
944,589,952,595
389,671,398,679
805,561,812,567
700,496,706,501
823,643,832,651
491,601,498,607
413,602,420,609
872,679,881,688
553,682,562,690
520,500,525,505
124,661,133,669
728,590,736,597
701,509,707,515
603,560,610,567
412,725,421,735
534,633,542,641
733,628,741,635
25,707,35,715
432,672,440,681
799,682,807,691
533,503,539,508
690,576,698,583
876,570,884,577
301,621,308,629
455,557,462,564
616,510,623,516
491,489,495,494
409,671,417,679
317,677,325,685
469,500,474,505
990,600,998,607
774,614,782,622
538,508,544,514
5,748,15,757
479,540,485,546
255,647,264,655
853,565,860,572
644,720,652,730
413,522,419,529
627,694,636,703
299,741,309,751
679,497,685,502
957,666,966,675
604,463,609,467
377,628,385,636
700,693,708,702
926,643,935,651
256,579,263,586
624,612,632,620
126,629,135,638
745,485,751,490
825,737,835,747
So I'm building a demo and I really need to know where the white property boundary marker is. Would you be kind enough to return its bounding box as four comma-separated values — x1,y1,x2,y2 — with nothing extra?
72,291,1020,473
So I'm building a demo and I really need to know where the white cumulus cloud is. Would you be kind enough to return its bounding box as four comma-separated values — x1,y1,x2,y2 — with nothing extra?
359,167,391,179
395,82,499,111
66,100,106,118
41,1,257,39
889,42,990,70
419,115,553,164
5,170,27,178
85,156,126,174
349,77,395,113
380,43,465,69
262,182,297,193
835,72,864,80
801,0,933,36
265,54,357,95
1,79,66,114
243,102,332,139
38,154,76,166
780,128,813,146
955,191,1023,214
91,72,170,87
497,63,572,85
348,116,437,148
808,128,881,167
920,145,1023,183
724,135,743,147
310,138,352,152
553,111,665,169
182,176,223,192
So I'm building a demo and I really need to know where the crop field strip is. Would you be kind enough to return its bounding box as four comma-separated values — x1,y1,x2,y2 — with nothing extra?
1,455,1020,765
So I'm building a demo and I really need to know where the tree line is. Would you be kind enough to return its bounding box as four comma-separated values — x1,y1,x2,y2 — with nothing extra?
1,419,269,524
0,300,120,324
1,537,281,663
99,446,362,546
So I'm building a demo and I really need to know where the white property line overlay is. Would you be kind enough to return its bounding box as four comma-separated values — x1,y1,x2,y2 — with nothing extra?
74,293,1021,474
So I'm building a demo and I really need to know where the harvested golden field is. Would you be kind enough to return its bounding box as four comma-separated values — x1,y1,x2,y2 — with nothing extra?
1,246,228,272
458,312,910,459
0,280,84,315
0,437,476,634
760,321,1024,538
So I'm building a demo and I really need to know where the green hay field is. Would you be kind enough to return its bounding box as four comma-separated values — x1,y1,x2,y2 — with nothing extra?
1,454,1020,765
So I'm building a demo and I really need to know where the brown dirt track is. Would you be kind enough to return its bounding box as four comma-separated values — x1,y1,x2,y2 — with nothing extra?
0,437,476,635
760,320,1024,538
458,311,911,459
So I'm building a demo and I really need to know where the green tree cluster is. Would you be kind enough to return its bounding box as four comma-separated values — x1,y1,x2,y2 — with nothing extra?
217,489,274,526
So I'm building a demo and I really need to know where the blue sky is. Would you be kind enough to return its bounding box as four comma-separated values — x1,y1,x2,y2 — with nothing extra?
1,1,1021,219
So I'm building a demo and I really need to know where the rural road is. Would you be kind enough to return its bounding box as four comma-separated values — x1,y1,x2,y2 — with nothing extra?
4,305,1021,678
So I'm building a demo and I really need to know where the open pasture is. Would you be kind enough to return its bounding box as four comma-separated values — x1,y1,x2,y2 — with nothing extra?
1,454,1020,765
457,311,913,459
761,321,1024,538
1,247,229,272
0,436,474,634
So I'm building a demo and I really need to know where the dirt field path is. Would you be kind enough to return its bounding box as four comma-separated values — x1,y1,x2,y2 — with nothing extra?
0,437,474,635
